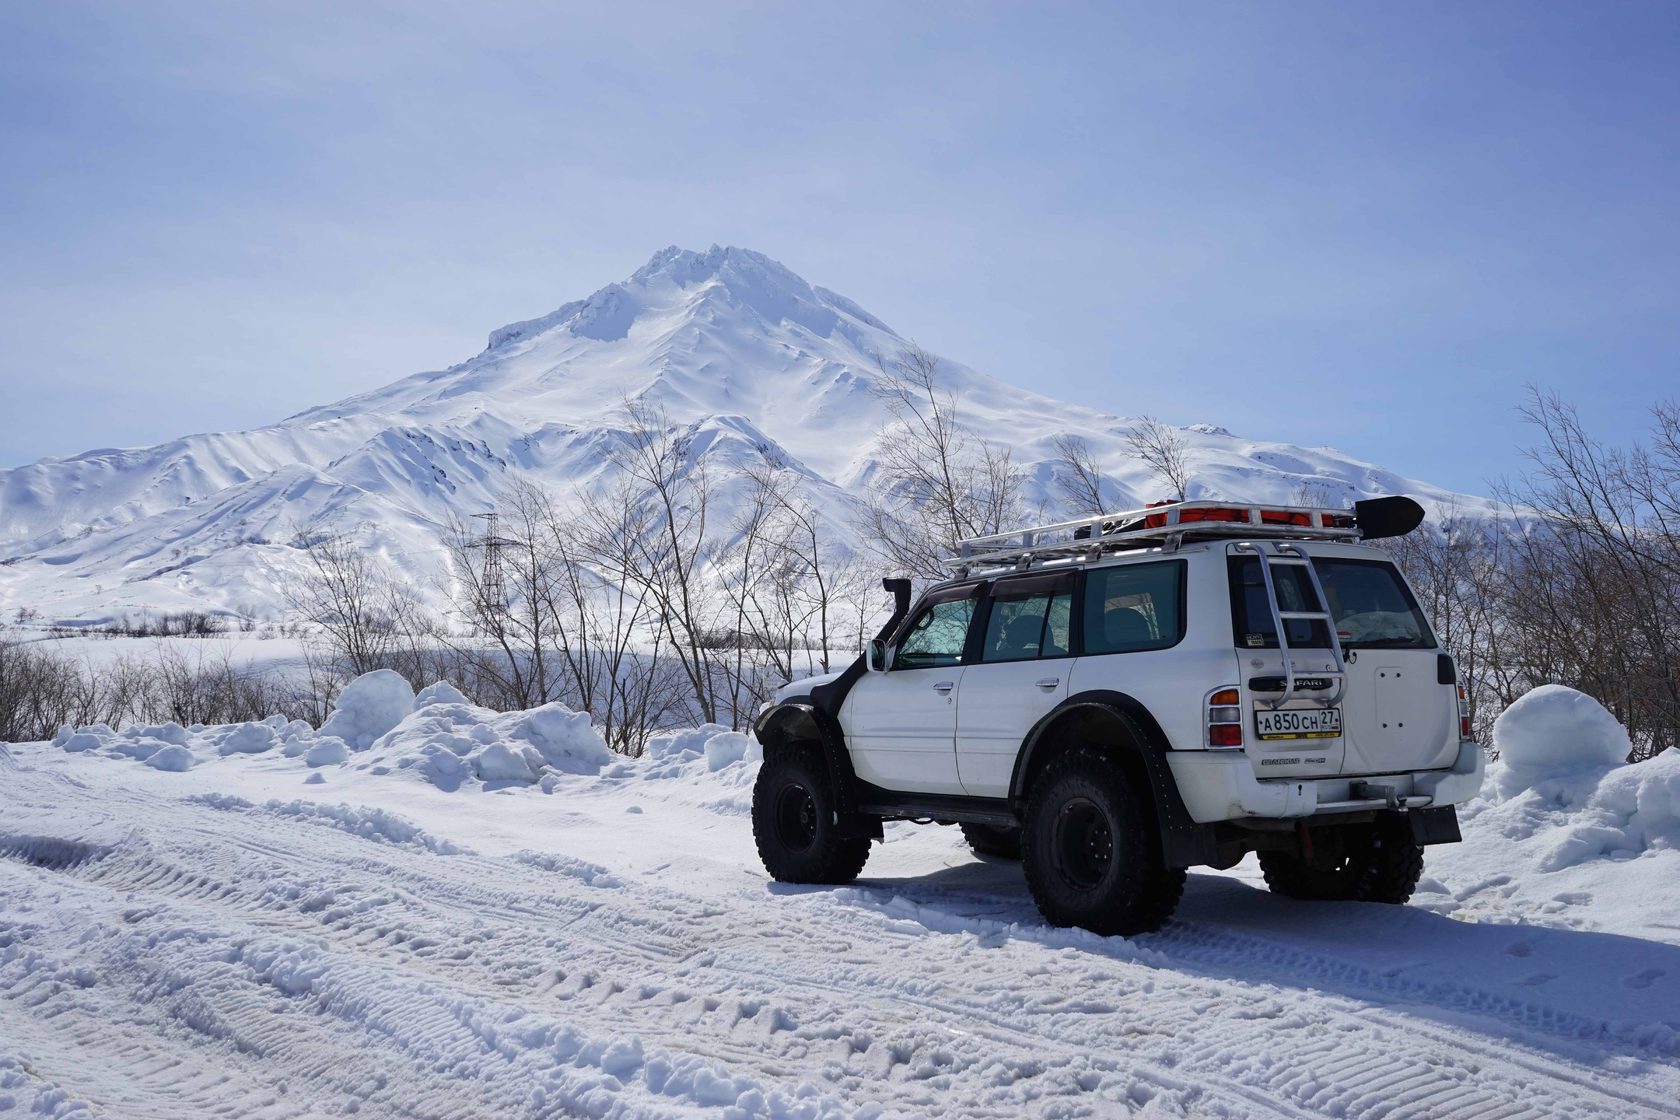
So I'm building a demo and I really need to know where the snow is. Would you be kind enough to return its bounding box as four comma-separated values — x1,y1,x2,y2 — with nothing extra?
302,735,349,767
1492,683,1632,793
4,687,1679,1117
215,721,279,755
0,245,1500,625
318,668,415,749
143,743,195,771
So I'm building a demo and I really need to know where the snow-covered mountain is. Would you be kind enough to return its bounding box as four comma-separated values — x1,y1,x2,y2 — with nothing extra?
0,245,1489,623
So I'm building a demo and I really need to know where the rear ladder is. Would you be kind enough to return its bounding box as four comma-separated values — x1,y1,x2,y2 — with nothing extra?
1233,542,1348,708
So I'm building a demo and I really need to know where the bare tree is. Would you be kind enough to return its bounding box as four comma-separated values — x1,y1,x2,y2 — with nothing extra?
284,524,431,682
1493,388,1680,759
578,400,726,725
1051,433,1108,516
1126,415,1191,501
863,344,1028,577
715,464,870,709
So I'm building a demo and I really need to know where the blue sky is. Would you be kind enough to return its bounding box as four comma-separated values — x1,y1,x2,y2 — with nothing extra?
1,2,1675,495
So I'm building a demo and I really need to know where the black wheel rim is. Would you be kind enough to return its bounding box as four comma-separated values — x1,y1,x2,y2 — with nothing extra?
774,782,819,853
1051,797,1113,892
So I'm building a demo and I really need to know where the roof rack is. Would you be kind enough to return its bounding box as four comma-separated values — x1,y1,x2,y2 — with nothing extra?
944,499,1365,576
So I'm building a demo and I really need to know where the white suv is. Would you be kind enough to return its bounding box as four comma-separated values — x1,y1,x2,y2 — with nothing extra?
751,498,1484,935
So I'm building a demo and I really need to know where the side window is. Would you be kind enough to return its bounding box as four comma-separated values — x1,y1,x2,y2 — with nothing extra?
894,596,976,670
1228,558,1330,649
1082,561,1185,654
982,573,1074,663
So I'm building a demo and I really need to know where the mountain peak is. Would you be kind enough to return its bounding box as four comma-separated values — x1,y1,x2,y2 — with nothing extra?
630,244,798,289
486,245,898,352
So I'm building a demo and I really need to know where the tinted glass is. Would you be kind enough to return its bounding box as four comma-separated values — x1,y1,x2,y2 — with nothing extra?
895,597,976,669
1312,558,1435,649
982,582,1074,662
1082,561,1185,654
1229,558,1331,649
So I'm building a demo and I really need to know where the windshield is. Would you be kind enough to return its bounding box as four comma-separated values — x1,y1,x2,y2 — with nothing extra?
1311,557,1436,650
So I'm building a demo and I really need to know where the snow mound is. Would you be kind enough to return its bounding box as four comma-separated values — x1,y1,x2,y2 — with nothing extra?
319,670,415,750
123,722,189,746
303,736,350,767
352,695,612,790
703,731,761,772
1532,748,1680,871
645,723,731,762
56,724,113,753
1492,684,1631,795
510,703,613,772
216,722,280,756
414,680,470,709
145,744,196,771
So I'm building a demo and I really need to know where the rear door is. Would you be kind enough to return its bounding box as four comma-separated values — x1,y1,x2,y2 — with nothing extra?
1229,555,1346,779
1310,556,1457,776
955,571,1075,797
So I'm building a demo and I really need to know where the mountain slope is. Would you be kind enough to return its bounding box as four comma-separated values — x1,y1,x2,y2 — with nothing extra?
0,245,1490,623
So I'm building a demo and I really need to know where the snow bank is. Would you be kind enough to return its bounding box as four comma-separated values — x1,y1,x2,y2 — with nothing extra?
319,669,414,750
34,670,763,800
1492,684,1630,795
1428,685,1680,927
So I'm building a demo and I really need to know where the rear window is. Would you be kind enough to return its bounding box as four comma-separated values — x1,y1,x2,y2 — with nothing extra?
1228,555,1436,651
1229,557,1332,649
1313,557,1436,649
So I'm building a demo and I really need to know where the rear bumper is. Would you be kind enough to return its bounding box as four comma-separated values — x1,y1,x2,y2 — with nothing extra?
1166,741,1485,824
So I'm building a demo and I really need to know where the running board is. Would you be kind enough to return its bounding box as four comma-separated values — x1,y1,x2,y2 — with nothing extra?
855,790,1018,828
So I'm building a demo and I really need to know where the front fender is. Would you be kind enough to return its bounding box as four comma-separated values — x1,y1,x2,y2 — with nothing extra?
753,698,863,822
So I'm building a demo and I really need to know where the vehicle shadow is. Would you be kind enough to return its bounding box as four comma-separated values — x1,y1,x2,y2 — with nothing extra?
815,860,1680,1063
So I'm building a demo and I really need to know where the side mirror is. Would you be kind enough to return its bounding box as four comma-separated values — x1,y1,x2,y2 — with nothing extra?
865,638,888,672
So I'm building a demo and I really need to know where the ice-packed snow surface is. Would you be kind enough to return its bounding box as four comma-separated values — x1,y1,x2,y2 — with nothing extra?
3,679,1679,1118
0,245,1499,624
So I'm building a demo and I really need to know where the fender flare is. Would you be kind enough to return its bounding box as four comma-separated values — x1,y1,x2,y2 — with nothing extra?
753,697,864,823
1009,689,1215,869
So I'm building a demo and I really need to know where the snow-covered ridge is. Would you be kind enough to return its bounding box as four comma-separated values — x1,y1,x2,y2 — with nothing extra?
0,245,1497,624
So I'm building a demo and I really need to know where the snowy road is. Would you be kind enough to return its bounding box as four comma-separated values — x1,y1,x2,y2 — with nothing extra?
3,737,1678,1119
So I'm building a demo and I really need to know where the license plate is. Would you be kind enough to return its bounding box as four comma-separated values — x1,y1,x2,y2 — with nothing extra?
1255,707,1342,740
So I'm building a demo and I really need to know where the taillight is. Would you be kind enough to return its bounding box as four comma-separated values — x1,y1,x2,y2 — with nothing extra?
1457,686,1472,740
1207,687,1243,748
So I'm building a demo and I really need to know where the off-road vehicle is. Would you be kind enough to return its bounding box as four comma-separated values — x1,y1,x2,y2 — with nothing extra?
751,497,1484,935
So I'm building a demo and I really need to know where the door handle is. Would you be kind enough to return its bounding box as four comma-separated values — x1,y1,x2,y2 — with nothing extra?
932,681,954,694
1036,677,1060,689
